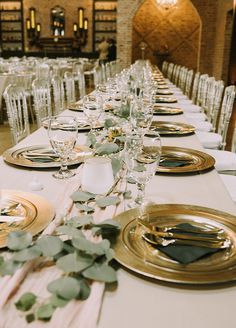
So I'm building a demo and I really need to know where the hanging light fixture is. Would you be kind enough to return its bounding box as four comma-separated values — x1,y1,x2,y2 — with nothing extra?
156,0,178,9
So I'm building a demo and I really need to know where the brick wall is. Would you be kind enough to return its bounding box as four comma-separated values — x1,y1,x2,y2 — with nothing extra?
117,0,234,82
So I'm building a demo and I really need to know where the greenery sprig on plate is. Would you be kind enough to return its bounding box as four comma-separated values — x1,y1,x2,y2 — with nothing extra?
0,202,121,323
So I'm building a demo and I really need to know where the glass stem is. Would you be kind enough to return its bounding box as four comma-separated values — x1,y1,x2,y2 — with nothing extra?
135,182,146,205
59,158,68,174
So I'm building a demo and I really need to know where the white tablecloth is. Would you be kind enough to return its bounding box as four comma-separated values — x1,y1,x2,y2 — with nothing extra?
0,90,236,328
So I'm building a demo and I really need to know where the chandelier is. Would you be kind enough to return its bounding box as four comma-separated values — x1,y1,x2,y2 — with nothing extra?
156,0,178,9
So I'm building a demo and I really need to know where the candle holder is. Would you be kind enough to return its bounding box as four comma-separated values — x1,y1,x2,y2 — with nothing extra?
26,7,40,46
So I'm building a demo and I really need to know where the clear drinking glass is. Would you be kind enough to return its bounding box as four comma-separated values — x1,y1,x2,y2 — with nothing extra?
130,99,153,136
83,94,103,132
48,116,78,179
124,130,161,207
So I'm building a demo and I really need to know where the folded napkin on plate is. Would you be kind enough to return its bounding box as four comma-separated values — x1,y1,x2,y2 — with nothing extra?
148,223,223,264
159,159,193,167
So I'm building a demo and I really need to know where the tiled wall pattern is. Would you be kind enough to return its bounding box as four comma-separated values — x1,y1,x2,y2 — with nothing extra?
132,0,200,70
118,0,234,81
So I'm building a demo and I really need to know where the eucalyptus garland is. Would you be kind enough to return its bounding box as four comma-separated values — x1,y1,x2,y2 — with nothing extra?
0,191,123,323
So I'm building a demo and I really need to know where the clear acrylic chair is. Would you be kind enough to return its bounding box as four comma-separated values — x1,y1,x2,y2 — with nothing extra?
51,74,65,115
196,85,236,150
32,78,52,128
184,69,194,98
3,84,30,145
93,65,103,88
64,71,76,105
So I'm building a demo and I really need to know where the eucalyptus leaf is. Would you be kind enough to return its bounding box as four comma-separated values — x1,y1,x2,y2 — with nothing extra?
83,262,117,283
56,226,83,238
104,118,116,129
37,303,55,321
96,196,120,208
7,231,32,251
123,190,132,199
50,294,70,308
12,245,42,262
105,248,115,263
95,219,121,230
15,292,37,312
111,157,122,176
127,177,136,184
91,226,101,236
77,279,91,300
67,215,94,228
26,313,35,323
86,132,97,148
115,135,126,143
0,260,21,276
72,236,110,256
95,143,119,155
0,256,4,266
47,276,80,300
76,203,95,213
36,236,64,257
56,252,93,273
71,191,95,202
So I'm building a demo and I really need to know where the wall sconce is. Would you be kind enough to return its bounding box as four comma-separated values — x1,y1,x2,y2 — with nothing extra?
26,7,40,46
73,8,88,49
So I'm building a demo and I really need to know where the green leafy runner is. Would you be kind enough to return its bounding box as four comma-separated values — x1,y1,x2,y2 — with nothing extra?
0,199,121,323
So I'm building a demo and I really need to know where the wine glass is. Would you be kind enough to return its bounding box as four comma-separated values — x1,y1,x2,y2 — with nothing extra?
83,94,103,132
130,99,153,136
48,116,78,179
124,130,161,207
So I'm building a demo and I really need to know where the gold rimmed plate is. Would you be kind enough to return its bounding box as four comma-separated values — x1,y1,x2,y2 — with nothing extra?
0,190,55,248
68,101,83,112
3,144,93,169
153,106,183,115
151,121,195,136
113,204,236,284
42,118,104,131
155,96,178,103
157,146,215,173
156,90,173,96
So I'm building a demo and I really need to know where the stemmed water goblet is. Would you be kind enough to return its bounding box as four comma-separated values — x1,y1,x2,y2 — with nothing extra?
130,98,154,136
124,130,161,208
83,94,103,133
47,115,78,179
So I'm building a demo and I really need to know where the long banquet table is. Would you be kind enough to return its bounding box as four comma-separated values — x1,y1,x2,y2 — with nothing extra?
0,76,236,328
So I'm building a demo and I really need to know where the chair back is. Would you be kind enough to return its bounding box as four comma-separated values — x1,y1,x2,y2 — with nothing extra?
93,65,103,88
206,80,224,131
51,75,65,115
184,69,194,98
3,84,30,145
190,72,200,103
195,73,208,107
32,78,52,127
77,71,86,99
167,62,175,81
162,61,168,76
217,85,236,149
36,63,50,80
64,71,76,105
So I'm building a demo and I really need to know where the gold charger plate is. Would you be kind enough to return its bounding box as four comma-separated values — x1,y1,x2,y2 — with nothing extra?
3,144,93,169
153,106,183,115
151,121,195,136
156,90,173,95
113,204,236,284
68,101,83,112
42,118,104,131
157,146,215,173
155,96,178,103
0,189,55,247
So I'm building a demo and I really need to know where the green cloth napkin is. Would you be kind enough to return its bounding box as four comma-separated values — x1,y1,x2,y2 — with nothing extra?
146,223,222,264
156,244,221,264
159,159,192,167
